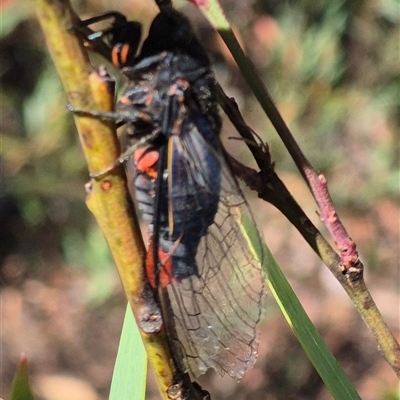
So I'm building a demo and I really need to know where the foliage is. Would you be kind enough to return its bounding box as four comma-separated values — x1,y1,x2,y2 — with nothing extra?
10,355,34,400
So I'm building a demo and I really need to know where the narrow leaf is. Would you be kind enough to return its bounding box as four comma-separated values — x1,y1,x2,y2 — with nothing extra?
11,354,35,400
109,305,147,400
240,214,362,400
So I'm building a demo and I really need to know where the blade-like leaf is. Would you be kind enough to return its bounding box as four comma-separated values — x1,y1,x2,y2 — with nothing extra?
109,305,147,400
11,354,35,400
239,213,362,400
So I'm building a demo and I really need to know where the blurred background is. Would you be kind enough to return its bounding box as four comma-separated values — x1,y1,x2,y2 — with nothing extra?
1,0,399,399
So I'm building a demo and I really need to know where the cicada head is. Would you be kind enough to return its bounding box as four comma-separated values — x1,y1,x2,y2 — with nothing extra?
108,14,142,68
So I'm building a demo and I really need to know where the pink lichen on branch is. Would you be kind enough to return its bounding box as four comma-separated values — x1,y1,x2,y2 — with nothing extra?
308,170,361,276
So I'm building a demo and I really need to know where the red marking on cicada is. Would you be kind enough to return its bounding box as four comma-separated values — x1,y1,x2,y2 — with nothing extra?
144,92,154,106
111,43,131,67
120,43,131,65
120,95,132,105
146,241,173,288
134,147,159,175
168,84,177,96
167,79,189,97
111,44,122,67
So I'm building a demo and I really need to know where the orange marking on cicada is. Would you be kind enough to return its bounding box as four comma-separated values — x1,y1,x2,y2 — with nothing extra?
120,43,131,65
134,147,160,173
120,95,132,105
176,78,189,89
111,44,122,67
159,252,173,288
146,241,173,288
145,242,157,288
167,84,177,96
144,92,154,106
111,43,131,67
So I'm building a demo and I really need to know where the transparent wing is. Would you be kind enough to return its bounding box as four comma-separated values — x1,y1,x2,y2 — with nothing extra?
165,118,266,380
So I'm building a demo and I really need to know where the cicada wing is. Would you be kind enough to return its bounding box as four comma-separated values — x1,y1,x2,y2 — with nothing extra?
165,120,266,380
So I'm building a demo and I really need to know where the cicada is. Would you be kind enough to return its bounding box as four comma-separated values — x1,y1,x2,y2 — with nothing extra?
71,8,265,380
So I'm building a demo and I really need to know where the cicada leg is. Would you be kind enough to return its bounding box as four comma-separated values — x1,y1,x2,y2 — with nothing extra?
90,130,160,179
67,102,152,124
67,103,160,178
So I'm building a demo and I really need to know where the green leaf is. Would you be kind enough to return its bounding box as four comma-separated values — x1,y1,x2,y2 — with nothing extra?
109,305,147,400
11,354,35,400
239,213,362,400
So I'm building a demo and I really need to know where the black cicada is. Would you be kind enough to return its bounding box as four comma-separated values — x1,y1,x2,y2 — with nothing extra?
71,8,265,380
